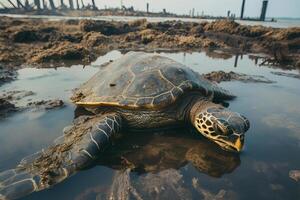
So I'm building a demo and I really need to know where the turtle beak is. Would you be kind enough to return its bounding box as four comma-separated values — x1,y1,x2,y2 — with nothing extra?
214,135,244,152
233,136,243,152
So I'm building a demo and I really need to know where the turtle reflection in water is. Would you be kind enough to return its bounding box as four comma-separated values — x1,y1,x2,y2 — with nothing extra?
80,131,240,200
0,52,249,200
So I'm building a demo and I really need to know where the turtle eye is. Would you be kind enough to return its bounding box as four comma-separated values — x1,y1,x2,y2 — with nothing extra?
214,122,232,136
224,127,233,135
214,123,224,134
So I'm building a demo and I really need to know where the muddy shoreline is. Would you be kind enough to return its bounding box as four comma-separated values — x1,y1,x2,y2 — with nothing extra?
0,16,299,68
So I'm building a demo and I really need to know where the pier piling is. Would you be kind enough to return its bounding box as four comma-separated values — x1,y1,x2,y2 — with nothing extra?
260,0,268,21
76,0,79,9
69,0,74,9
146,3,149,13
240,0,246,19
48,0,55,10
34,0,41,10
91,0,97,10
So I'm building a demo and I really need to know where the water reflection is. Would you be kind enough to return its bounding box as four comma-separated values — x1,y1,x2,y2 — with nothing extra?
97,130,240,178
77,130,240,199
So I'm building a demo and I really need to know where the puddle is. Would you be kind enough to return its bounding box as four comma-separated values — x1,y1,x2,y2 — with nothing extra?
0,50,300,200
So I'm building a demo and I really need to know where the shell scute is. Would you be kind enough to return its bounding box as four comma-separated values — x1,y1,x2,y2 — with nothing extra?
125,71,173,98
152,92,174,108
74,52,234,109
136,98,153,107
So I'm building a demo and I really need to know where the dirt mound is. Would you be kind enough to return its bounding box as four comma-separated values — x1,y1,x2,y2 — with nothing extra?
29,41,95,63
81,32,109,47
204,71,275,83
204,20,271,38
272,28,300,40
204,20,239,34
79,20,129,35
190,25,204,36
9,26,81,43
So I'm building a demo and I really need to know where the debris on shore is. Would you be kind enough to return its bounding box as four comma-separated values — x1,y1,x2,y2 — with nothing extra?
0,65,18,86
27,99,64,110
204,71,275,83
0,90,65,118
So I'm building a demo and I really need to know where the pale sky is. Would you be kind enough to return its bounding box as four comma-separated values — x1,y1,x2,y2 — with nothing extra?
1,0,300,18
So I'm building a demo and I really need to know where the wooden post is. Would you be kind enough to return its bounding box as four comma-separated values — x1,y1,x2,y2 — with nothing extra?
227,10,231,18
24,0,31,10
69,0,74,9
146,3,149,13
48,0,55,10
240,0,246,19
91,0,96,9
34,0,41,10
234,54,239,67
76,0,79,9
60,0,67,9
16,0,25,8
260,0,268,21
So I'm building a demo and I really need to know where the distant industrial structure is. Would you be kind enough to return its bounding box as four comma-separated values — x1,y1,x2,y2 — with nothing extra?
1,0,99,11
240,0,270,21
0,0,274,22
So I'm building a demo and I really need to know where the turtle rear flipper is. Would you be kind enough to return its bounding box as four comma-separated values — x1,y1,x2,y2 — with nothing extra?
0,113,123,200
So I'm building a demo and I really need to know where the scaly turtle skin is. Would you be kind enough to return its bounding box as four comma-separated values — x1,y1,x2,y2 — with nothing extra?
0,52,250,200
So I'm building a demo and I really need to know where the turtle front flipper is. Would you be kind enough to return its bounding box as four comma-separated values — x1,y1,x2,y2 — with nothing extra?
0,113,123,200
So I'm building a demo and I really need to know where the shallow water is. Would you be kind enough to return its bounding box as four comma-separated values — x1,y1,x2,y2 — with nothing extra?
0,50,300,199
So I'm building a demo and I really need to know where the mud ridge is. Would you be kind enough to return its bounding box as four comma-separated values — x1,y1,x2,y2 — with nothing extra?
203,71,275,83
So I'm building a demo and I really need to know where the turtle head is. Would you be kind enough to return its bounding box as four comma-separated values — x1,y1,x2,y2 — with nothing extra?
193,106,250,152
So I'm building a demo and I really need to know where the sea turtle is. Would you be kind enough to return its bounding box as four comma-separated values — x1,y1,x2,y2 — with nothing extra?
0,52,249,200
